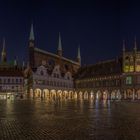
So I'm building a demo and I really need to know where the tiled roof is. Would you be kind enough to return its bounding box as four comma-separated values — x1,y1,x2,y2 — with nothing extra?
0,69,24,77
34,47,80,65
75,58,122,79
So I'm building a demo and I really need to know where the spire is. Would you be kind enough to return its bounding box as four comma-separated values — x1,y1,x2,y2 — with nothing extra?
122,40,125,52
134,36,137,52
2,38,5,52
29,23,34,41
77,45,81,65
22,60,25,69
1,38,7,62
77,45,81,59
29,23,35,48
14,56,17,66
57,32,62,56
58,32,62,51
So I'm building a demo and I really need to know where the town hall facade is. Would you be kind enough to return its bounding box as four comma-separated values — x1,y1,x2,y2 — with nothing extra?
24,24,81,99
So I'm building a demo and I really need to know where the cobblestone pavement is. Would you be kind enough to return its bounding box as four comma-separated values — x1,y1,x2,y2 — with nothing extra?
0,99,140,140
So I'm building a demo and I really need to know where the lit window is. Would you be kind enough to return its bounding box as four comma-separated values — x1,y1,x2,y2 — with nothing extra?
136,65,140,72
129,65,134,72
124,65,129,72
126,76,132,85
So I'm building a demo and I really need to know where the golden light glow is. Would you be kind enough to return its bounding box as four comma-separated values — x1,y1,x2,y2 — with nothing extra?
124,65,129,72
136,65,140,72
129,65,134,72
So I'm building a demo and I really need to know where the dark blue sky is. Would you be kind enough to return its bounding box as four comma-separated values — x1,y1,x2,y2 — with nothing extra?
0,0,139,65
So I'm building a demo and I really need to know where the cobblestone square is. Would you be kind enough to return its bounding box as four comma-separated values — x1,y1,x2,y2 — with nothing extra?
0,99,140,140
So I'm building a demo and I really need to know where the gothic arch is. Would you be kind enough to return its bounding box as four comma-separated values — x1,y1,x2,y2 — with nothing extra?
43,89,50,99
126,89,133,99
102,90,109,100
136,89,140,99
34,88,42,98
50,89,57,99
111,90,117,100
78,91,83,99
96,90,102,100
84,91,88,99
90,91,95,99
116,89,121,100
57,90,63,98
29,89,34,98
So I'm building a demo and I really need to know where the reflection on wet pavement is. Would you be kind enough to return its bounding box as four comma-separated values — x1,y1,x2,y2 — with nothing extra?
0,99,140,140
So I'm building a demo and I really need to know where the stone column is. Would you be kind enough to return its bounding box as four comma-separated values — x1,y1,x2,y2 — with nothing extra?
132,89,135,100
124,90,126,99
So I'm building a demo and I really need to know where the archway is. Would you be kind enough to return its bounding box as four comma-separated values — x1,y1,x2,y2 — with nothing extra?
43,89,50,99
116,90,121,100
111,90,116,100
57,90,63,99
90,91,94,99
102,90,108,100
34,88,42,98
137,89,140,99
29,89,34,98
65,90,73,99
96,90,102,100
84,91,88,99
126,89,133,99
74,91,78,99
50,90,57,99
78,91,83,99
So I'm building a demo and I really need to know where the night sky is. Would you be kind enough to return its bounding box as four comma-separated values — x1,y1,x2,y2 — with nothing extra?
0,0,139,65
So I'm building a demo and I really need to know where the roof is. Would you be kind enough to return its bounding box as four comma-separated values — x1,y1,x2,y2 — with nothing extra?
0,62,24,77
34,47,80,66
75,58,122,80
0,69,24,77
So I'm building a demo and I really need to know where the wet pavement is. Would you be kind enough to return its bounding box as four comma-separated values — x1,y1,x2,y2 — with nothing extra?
0,99,140,140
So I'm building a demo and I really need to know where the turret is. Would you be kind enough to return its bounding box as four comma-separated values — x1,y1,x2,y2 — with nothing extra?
122,39,125,53
14,56,17,67
28,23,35,68
77,46,81,65
134,37,137,72
1,38,7,63
122,40,126,73
134,36,137,53
57,32,62,57
29,23,35,48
